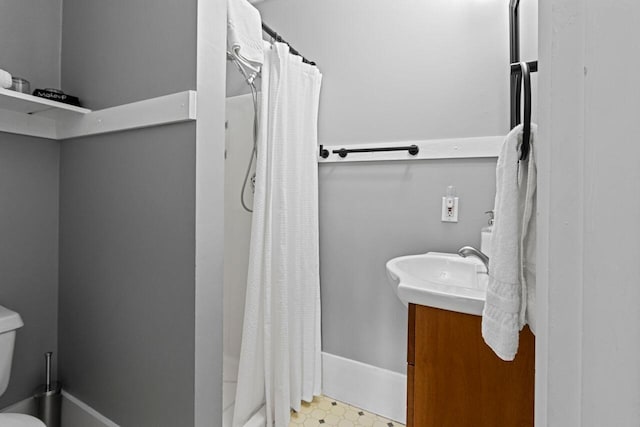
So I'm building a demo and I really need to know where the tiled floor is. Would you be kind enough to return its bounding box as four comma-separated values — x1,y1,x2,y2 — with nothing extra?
290,395,404,427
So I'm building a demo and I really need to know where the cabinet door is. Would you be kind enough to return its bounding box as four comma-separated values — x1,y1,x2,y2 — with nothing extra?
412,305,535,427
407,304,416,427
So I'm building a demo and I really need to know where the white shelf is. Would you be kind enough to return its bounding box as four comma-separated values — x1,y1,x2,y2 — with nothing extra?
0,90,196,140
318,136,504,163
0,88,91,116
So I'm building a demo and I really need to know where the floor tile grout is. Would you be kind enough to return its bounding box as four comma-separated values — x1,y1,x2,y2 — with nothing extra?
290,395,404,427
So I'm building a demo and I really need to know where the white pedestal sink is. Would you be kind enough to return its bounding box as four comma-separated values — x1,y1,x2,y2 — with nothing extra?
386,252,488,316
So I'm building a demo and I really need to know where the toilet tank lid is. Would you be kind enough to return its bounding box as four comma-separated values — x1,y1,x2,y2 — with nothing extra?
0,305,23,334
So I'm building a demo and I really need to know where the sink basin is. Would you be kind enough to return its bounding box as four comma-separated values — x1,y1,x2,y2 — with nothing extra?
386,252,488,316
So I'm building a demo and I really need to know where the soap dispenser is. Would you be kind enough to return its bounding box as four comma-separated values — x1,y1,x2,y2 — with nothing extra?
481,210,494,259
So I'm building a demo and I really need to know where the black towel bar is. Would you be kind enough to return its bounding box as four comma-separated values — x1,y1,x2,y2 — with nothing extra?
331,145,419,158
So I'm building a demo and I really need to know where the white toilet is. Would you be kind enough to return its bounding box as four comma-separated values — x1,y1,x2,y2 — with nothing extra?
0,305,46,426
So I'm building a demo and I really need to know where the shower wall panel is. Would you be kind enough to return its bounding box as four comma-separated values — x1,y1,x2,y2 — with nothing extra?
223,94,255,386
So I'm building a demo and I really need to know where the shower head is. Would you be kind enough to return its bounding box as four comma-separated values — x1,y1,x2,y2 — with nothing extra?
246,71,259,85
228,51,261,87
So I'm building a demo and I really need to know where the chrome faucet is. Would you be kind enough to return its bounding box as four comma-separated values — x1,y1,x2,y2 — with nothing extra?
457,246,490,273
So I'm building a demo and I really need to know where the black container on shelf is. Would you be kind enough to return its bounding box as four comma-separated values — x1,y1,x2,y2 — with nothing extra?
32,88,81,107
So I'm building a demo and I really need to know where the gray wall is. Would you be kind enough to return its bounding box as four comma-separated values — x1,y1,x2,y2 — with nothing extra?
319,159,496,373
0,134,59,408
0,0,62,407
61,0,197,110
243,0,537,373
0,0,62,89
58,123,196,426
59,2,200,425
238,0,538,144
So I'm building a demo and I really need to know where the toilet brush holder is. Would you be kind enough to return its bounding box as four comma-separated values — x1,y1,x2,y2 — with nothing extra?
34,352,61,427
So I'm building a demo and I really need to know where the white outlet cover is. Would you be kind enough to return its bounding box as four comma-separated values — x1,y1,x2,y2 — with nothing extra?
441,197,459,222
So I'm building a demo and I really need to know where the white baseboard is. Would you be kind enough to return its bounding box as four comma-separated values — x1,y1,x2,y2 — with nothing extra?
4,358,404,427
1,391,119,427
61,391,119,427
0,396,37,415
321,352,406,424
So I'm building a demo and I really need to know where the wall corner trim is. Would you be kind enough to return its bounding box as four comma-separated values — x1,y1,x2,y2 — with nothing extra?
61,391,120,427
318,135,504,163
0,91,197,140
1,391,120,427
57,91,197,140
0,396,37,415
0,108,57,139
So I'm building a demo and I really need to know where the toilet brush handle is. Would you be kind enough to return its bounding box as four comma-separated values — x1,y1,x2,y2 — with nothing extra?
45,352,53,392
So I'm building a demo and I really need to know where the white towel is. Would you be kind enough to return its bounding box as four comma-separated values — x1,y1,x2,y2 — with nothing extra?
227,0,264,73
0,69,12,89
482,124,537,361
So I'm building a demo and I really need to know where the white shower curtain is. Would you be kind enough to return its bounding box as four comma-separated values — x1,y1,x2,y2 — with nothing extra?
233,42,323,427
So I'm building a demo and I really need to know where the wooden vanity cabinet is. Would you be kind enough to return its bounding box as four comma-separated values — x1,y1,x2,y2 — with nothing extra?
406,304,535,427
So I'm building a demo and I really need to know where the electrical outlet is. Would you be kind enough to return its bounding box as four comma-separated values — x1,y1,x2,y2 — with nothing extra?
441,196,459,222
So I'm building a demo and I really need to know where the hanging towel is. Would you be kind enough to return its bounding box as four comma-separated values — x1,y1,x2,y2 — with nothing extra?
227,0,264,72
0,69,12,89
482,123,537,361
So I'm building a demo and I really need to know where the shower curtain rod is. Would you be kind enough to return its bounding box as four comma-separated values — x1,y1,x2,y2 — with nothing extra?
261,23,316,66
